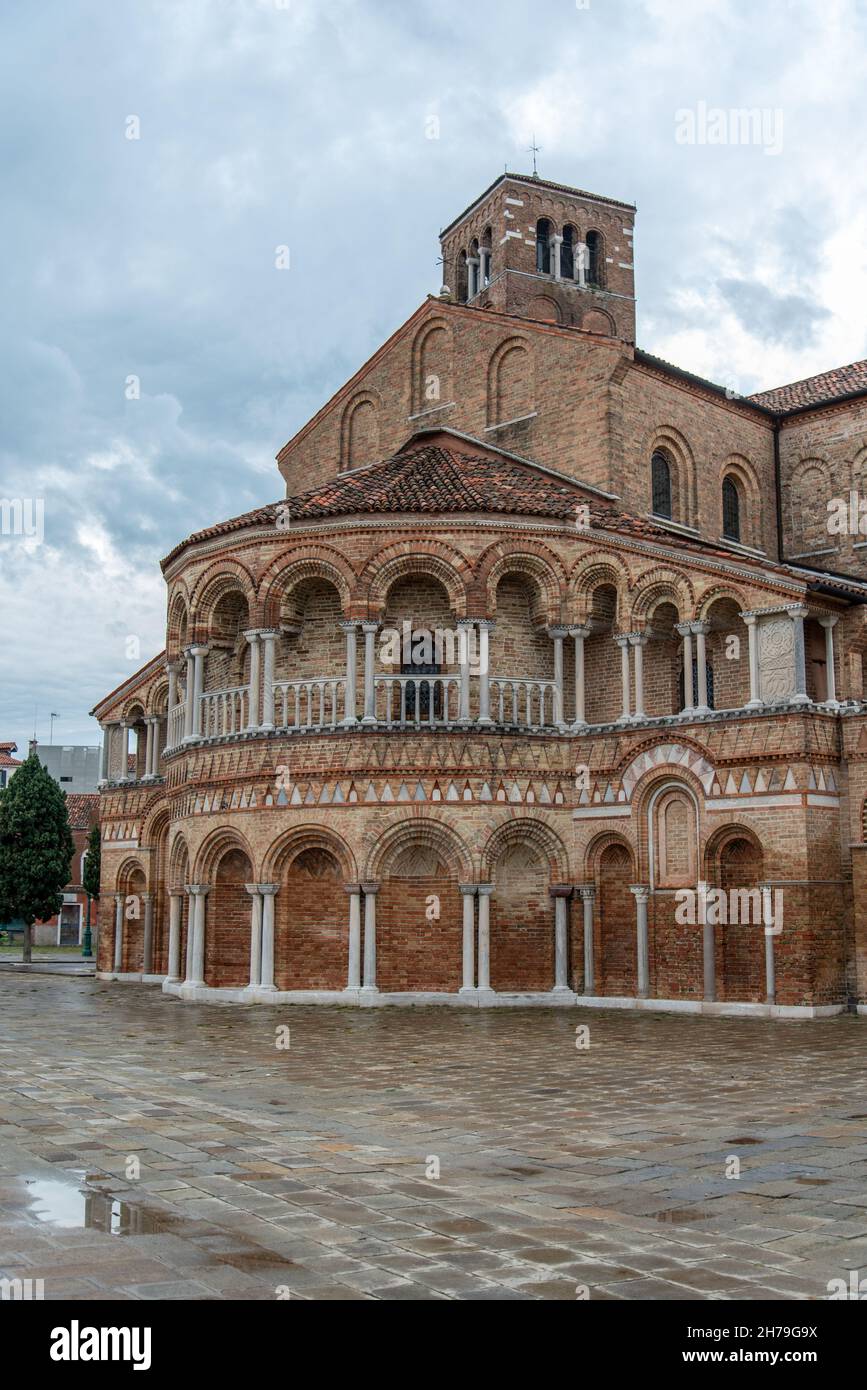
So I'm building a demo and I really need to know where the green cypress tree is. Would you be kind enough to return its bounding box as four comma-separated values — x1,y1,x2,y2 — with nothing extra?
82,822,101,958
0,753,74,963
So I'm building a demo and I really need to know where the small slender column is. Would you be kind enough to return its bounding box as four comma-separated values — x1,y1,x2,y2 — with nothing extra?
615,635,631,722
548,627,568,727
259,632,278,731
142,718,154,780
259,884,279,990
630,633,648,720
692,622,710,716
819,615,839,706
361,882,379,991
479,248,490,286
166,892,182,982
119,722,132,781
340,621,360,726
550,234,563,280
458,620,473,722
184,886,195,982
676,622,694,713
167,662,178,715
345,883,362,989
579,885,596,995
477,621,494,725
244,630,261,730
459,885,476,993
245,884,263,988
570,626,589,727
697,882,715,1002
550,886,572,992
187,885,209,988
190,644,208,738
361,622,378,724
788,606,810,704
183,648,195,740
630,885,651,999
762,886,777,1005
467,256,480,298
98,724,111,784
142,892,154,975
113,892,124,973
743,614,763,708
477,884,494,993
576,241,588,287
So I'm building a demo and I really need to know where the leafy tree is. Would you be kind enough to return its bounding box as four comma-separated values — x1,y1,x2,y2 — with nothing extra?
82,822,101,958
0,753,74,962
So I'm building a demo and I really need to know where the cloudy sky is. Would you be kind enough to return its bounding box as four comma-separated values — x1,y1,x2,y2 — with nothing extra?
2,0,866,757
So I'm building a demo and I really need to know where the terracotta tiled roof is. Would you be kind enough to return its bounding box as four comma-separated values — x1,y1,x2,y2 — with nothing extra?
65,792,99,830
749,359,867,412
0,750,21,769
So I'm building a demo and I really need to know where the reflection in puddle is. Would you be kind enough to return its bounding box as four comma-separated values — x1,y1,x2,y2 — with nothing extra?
25,1179,169,1234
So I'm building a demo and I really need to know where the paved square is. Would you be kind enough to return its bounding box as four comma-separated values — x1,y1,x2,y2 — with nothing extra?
1,974,866,1300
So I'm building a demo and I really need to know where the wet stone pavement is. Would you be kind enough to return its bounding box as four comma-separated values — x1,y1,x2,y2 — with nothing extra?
1,974,867,1301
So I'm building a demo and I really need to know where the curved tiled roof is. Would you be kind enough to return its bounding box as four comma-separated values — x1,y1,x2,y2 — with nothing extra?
749,358,867,413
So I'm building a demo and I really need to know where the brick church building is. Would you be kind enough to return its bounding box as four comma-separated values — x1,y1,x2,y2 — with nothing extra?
92,171,867,1017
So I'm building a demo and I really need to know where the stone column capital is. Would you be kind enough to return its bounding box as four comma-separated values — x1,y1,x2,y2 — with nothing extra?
187,884,210,897
339,619,362,632
630,884,651,904
361,621,380,635
458,883,477,896
675,621,693,637
242,628,263,643
741,612,757,627
786,605,809,621
689,621,710,636
343,881,363,895
361,881,380,896
547,626,569,639
549,884,573,899
568,625,591,639
258,883,280,896
114,892,124,906
577,884,597,901
476,883,495,897
140,891,153,904
188,643,209,657
628,631,649,647
244,883,262,896
818,613,839,629
613,633,631,648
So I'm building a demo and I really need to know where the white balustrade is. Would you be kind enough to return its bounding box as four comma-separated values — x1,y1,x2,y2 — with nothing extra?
167,703,186,749
375,674,462,728
489,678,559,729
272,678,347,731
199,686,250,739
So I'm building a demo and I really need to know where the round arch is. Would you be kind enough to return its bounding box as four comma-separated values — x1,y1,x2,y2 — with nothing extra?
481,816,570,881
263,825,357,882
258,547,355,625
362,541,470,618
365,816,473,882
193,826,256,883
189,560,256,632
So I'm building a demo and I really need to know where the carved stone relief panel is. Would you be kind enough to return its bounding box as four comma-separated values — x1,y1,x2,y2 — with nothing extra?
758,616,795,701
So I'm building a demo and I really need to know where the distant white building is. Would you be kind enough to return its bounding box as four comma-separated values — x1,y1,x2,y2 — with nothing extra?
31,741,102,794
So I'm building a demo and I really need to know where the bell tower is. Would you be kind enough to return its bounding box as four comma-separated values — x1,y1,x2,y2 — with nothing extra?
439,172,636,342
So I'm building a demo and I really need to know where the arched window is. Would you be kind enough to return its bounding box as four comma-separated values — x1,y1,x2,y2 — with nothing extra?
651,450,672,519
722,476,741,541
536,218,551,274
457,249,468,303
586,230,603,286
561,224,576,280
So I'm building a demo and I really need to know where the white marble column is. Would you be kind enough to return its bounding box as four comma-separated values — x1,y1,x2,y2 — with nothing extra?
167,661,178,717
630,633,648,720
184,886,195,982
113,892,124,973
259,632,278,731
676,622,694,713
98,724,111,784
479,247,490,287
459,885,476,993
142,892,154,975
576,241,588,287
551,234,563,280
361,622,378,724
245,884,263,989
477,621,494,725
819,615,839,706
244,630,262,730
166,892,183,983
692,622,710,716
762,885,776,1005
477,884,494,993
183,647,195,741
458,620,473,722
187,885,209,988
630,885,651,999
615,635,631,722
119,722,132,781
361,882,379,991
340,621,360,726
467,256,480,298
788,606,810,704
550,886,572,992
579,884,596,995
259,884,279,991
345,883,362,989
570,626,589,727
743,614,763,708
190,644,208,738
698,882,715,1002
548,627,568,728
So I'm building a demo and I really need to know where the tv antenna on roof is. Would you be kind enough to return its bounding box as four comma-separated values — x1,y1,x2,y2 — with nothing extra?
528,135,542,177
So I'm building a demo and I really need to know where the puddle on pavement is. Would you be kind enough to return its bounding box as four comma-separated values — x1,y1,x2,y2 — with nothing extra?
24,1178,171,1235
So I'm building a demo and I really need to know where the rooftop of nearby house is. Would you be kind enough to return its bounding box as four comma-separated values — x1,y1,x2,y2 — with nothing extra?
748,358,867,413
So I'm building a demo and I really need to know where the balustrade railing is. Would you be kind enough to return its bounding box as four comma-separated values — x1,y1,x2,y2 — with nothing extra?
273,678,347,731
167,703,186,748
375,674,462,727
489,678,560,730
200,686,250,739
